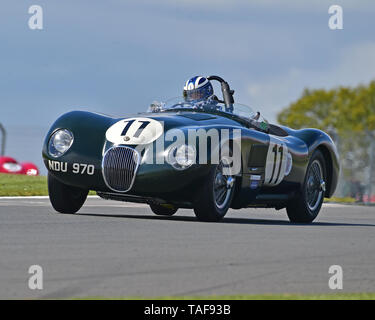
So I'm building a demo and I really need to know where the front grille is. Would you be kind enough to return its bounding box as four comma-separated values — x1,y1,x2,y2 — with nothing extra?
102,146,140,192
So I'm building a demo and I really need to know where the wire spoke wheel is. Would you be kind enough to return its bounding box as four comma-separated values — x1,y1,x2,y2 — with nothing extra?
286,150,327,223
213,159,235,210
305,160,324,212
194,155,236,222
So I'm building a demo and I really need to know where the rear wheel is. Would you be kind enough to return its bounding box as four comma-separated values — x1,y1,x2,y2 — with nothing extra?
149,203,178,216
286,150,327,223
193,158,235,222
48,173,88,214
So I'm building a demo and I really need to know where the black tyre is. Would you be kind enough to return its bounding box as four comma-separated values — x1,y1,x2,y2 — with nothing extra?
193,158,236,222
286,150,327,223
150,203,178,216
48,173,88,214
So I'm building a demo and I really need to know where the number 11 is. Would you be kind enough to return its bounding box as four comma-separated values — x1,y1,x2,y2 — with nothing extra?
270,144,283,184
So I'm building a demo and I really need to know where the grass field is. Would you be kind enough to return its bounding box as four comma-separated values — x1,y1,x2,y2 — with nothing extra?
324,196,356,204
0,173,97,196
78,293,375,300
0,173,48,196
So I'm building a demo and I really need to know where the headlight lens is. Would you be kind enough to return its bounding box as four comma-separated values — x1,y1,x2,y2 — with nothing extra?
3,163,22,173
167,144,196,170
48,129,74,158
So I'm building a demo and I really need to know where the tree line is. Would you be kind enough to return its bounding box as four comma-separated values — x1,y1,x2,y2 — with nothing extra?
277,80,375,198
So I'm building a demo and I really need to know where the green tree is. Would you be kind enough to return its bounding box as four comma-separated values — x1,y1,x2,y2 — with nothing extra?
277,81,375,199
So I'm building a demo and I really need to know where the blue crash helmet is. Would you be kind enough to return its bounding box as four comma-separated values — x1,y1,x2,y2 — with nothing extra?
183,76,214,103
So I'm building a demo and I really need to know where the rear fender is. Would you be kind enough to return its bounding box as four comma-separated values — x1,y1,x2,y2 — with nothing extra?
285,127,340,197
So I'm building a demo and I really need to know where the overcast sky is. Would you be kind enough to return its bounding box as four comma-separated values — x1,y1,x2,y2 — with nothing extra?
1,0,374,173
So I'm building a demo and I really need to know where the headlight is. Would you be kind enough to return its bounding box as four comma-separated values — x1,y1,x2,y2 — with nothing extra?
48,129,74,158
3,163,22,173
167,144,196,170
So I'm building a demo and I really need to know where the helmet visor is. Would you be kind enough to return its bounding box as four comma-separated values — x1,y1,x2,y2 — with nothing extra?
185,88,208,102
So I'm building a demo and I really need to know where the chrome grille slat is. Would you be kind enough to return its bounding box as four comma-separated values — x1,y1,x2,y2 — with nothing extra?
102,146,140,192
125,151,130,187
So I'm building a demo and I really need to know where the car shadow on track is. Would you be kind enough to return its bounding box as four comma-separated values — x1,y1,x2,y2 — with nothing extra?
77,213,375,227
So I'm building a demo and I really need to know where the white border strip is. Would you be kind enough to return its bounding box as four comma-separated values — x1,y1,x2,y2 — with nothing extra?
0,195,100,200
0,196,353,208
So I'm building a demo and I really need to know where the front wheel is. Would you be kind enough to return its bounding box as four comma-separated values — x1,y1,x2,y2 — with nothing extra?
48,173,88,214
286,150,327,223
193,159,236,222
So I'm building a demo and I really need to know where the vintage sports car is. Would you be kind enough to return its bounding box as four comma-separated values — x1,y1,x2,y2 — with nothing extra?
42,76,339,222
0,156,39,176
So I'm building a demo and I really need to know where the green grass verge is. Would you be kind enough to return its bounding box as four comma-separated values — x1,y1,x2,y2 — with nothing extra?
324,197,356,204
0,173,96,196
0,173,48,196
76,293,375,300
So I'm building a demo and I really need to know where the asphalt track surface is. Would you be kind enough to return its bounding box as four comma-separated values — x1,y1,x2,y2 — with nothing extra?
0,196,374,299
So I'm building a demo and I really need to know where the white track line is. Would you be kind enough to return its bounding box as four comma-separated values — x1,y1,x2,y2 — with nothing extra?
0,195,148,208
322,203,354,208
0,196,352,209
0,195,100,200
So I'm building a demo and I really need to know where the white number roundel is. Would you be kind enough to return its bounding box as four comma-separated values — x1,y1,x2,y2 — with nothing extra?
105,117,163,145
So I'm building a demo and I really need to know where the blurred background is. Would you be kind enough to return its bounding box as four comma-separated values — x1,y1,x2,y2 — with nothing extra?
1,0,374,201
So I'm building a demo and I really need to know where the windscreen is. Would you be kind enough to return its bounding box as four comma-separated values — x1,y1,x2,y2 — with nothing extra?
148,97,266,123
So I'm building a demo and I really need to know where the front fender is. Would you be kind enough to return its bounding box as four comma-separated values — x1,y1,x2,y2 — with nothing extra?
42,111,116,190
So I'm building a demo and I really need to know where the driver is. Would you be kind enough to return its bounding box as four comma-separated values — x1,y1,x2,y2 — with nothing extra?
183,76,215,107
